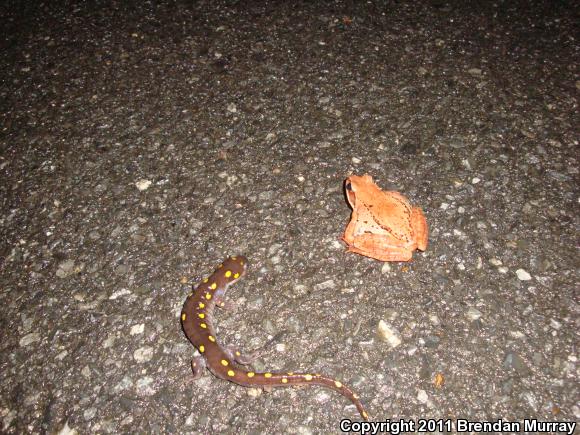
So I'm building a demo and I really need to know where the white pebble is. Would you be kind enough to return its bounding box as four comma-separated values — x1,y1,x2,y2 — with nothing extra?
136,376,156,396
472,177,481,184
381,262,391,273
377,320,402,348
130,324,145,335
247,388,262,398
466,307,482,321
516,269,532,281
429,314,440,325
417,389,428,403
135,179,152,191
57,421,77,435
314,279,335,291
19,332,41,346
134,346,154,363
351,156,361,164
109,288,131,300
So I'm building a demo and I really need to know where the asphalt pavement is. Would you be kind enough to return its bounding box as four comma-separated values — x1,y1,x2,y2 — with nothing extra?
1,1,578,433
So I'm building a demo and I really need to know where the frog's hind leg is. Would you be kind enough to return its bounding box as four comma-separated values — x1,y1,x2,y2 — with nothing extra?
411,207,428,251
347,235,413,262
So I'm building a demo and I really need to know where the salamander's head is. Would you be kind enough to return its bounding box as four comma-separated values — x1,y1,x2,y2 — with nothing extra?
222,255,248,280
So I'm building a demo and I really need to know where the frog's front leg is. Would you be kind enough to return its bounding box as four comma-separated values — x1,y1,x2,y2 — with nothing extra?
348,233,414,262
411,207,428,251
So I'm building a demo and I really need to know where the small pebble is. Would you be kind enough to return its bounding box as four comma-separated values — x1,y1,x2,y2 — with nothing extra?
19,332,41,346
134,346,154,363
130,324,145,335
57,421,77,435
314,279,335,291
247,388,262,398
135,179,152,191
109,288,131,300
516,269,532,281
466,307,482,321
136,376,156,396
377,320,402,348
56,259,76,278
429,314,440,325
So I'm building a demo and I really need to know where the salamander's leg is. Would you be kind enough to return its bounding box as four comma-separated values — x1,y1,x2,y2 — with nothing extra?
224,345,258,365
190,356,206,380
214,295,237,311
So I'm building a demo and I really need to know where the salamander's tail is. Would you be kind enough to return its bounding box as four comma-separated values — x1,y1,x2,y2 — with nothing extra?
223,368,370,420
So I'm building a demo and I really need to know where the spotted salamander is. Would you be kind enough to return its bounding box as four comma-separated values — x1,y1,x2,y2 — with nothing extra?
181,256,369,421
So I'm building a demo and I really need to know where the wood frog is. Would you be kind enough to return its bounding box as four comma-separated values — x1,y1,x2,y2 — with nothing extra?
342,174,428,262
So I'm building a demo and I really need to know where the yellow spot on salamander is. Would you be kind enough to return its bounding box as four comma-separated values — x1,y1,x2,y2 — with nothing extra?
208,335,216,342
227,370,235,377
205,293,212,300
200,323,207,329
304,374,313,381
362,411,369,420
198,313,205,319
287,372,294,376
281,378,288,383
264,373,272,378
198,302,205,309
218,263,223,268
235,351,241,356
240,260,244,266
210,283,217,290
231,256,237,260
181,313,186,321
199,345,205,353
353,393,359,399
225,270,232,278
203,278,209,283
233,273,240,279
221,360,229,366
247,372,255,378
334,380,342,388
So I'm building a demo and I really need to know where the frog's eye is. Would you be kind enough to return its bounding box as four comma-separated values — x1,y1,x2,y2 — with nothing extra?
346,182,353,191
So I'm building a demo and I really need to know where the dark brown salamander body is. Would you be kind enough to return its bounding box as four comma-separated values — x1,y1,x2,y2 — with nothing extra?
181,256,369,420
